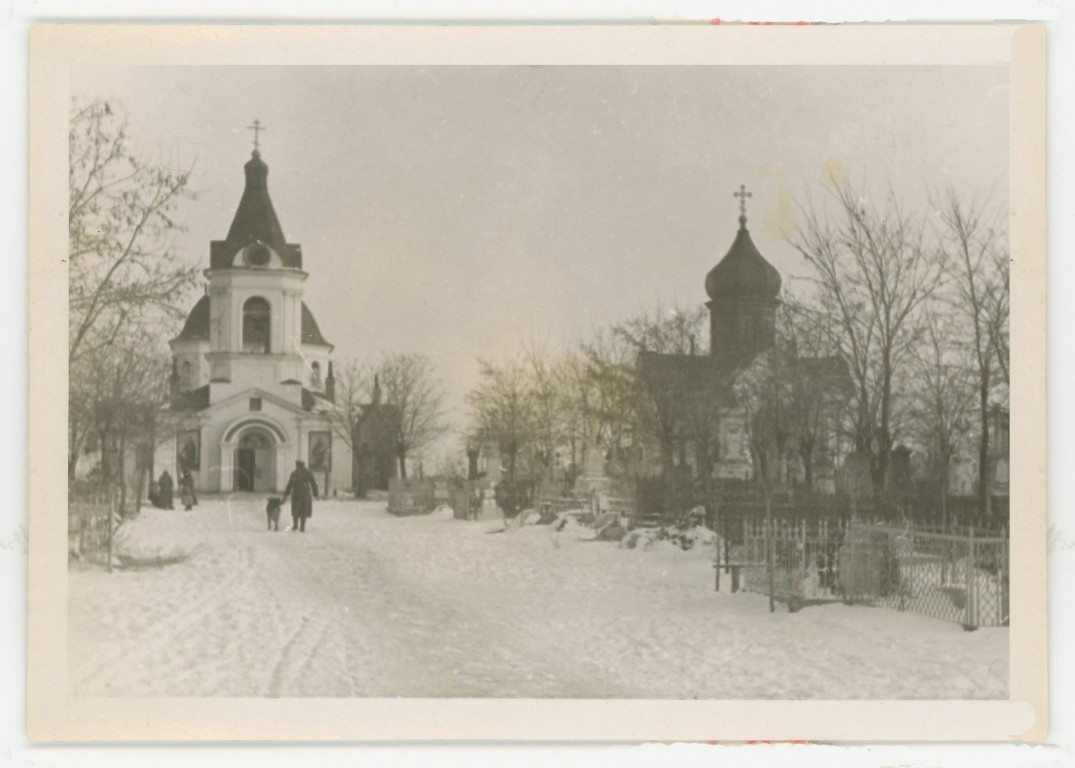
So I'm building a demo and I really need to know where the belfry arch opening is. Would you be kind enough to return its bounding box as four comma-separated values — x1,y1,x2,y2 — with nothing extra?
242,296,271,354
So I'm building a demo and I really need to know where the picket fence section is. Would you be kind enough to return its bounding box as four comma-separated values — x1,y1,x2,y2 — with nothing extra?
732,519,1009,628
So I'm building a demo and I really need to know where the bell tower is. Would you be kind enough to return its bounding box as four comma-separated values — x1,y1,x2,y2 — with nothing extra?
190,123,332,405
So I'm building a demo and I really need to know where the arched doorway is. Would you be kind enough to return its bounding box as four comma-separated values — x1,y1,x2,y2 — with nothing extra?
234,427,277,492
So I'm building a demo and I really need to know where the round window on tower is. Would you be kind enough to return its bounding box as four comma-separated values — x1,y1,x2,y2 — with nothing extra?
245,242,271,267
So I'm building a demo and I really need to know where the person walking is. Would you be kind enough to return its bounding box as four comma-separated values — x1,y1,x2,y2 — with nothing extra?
283,460,319,533
157,470,174,510
179,469,198,511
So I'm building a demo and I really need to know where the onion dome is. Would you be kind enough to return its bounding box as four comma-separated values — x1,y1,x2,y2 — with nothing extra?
704,186,782,301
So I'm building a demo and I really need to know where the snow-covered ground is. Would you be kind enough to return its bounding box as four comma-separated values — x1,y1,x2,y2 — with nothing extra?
67,498,1008,699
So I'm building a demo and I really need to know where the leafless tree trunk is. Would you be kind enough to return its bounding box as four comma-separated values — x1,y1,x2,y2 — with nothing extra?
909,306,974,522
938,191,1009,515
67,99,199,481
379,353,449,480
792,179,944,499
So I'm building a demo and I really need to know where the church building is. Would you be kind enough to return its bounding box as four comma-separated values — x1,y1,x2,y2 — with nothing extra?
155,139,353,494
637,186,846,490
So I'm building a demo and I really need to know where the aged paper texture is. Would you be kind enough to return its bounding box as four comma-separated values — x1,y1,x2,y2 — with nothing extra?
28,23,1046,741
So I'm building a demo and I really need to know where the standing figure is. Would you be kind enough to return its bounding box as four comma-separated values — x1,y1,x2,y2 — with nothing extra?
179,469,198,511
157,470,174,510
283,460,319,533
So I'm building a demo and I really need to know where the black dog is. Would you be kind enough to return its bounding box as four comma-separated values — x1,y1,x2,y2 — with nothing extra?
266,497,283,531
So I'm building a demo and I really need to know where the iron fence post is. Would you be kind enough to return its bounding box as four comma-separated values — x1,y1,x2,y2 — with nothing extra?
965,524,978,630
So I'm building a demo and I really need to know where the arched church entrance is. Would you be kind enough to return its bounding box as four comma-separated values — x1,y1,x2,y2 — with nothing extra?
234,427,277,492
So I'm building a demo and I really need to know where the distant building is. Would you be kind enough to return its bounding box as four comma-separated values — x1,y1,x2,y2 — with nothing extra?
155,143,352,494
353,375,400,496
637,189,847,491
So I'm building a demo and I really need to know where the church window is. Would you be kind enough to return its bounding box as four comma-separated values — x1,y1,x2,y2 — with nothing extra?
249,397,262,412
181,360,193,391
242,297,271,354
310,362,322,388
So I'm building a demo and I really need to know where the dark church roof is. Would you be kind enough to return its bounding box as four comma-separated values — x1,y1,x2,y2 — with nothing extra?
210,150,303,270
300,304,330,347
636,351,735,415
169,384,210,412
705,217,782,301
302,387,334,411
794,354,849,380
173,295,332,347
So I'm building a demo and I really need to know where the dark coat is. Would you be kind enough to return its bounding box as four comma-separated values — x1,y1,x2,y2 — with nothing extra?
284,466,319,519
180,472,198,508
157,472,174,509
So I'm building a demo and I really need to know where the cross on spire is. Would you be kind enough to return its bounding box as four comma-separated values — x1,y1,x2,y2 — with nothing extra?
248,119,266,151
733,184,752,217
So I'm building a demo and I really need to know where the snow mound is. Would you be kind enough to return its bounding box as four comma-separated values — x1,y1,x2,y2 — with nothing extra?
551,514,597,540
112,512,201,566
429,504,455,521
516,508,544,526
620,524,717,554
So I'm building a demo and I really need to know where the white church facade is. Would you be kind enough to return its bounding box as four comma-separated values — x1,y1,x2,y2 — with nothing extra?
155,145,352,494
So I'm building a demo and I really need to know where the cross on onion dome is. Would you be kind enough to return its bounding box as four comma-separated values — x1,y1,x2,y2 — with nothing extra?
248,119,266,151
733,184,752,216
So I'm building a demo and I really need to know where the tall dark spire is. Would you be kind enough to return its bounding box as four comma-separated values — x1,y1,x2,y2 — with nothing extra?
325,361,336,403
372,374,382,405
209,137,303,270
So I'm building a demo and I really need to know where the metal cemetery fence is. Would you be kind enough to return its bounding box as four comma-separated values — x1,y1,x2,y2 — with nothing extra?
68,483,120,564
733,519,1009,628
635,476,1010,532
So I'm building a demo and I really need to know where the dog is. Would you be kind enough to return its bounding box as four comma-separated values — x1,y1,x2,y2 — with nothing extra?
265,497,283,531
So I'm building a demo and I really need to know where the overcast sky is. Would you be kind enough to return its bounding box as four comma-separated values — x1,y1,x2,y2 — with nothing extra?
72,65,1009,458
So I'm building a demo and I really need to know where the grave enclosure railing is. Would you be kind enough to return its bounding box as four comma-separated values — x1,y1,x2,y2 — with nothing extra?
731,519,1009,628
68,482,120,563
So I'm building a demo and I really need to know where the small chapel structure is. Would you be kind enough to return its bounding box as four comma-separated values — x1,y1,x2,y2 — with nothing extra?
637,186,847,490
155,133,352,494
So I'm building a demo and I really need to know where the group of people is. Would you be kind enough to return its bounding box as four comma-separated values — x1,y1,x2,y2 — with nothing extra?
149,468,198,511
147,461,320,532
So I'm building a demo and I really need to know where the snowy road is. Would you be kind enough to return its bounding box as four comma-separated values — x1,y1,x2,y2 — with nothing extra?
68,498,1008,699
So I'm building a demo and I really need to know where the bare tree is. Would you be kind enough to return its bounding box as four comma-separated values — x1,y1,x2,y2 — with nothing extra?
792,179,945,498
71,327,171,517
908,307,975,525
614,304,712,491
378,353,449,479
937,190,1010,514
321,359,373,491
522,340,569,483
468,358,537,486
777,299,852,491
573,327,640,474
612,303,707,356
68,99,200,365
731,350,793,614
